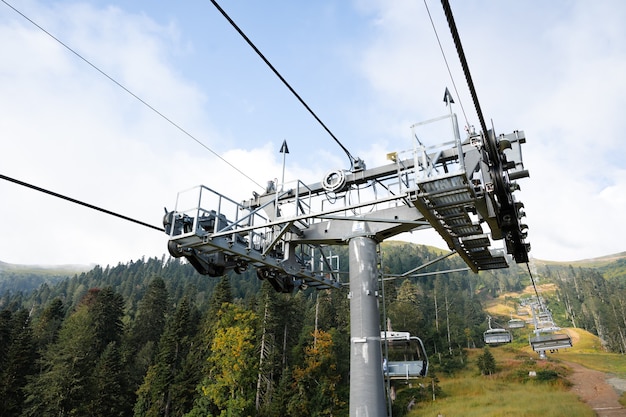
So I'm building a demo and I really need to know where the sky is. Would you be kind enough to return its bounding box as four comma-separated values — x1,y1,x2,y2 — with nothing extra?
1,0,625,267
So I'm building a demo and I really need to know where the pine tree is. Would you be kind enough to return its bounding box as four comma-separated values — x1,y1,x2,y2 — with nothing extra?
0,309,13,370
21,288,126,417
127,277,169,354
388,280,422,336
207,275,233,318
173,276,237,417
89,342,126,417
0,309,36,417
254,281,282,413
90,287,125,355
134,296,198,417
124,277,170,398
33,298,65,350
21,303,97,417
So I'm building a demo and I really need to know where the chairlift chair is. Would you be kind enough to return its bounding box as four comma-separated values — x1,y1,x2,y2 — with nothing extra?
484,328,512,344
483,316,512,344
528,304,572,358
381,331,428,381
507,318,525,329
529,326,572,358
508,311,526,329
529,331,573,352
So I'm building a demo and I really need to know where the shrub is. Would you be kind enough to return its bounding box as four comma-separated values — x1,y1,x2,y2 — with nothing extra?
477,347,496,375
535,369,559,382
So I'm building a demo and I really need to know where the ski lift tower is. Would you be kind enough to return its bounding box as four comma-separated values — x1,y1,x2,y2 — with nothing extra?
163,103,530,416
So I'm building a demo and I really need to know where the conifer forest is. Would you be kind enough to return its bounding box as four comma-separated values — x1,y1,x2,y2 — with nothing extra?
1,242,625,417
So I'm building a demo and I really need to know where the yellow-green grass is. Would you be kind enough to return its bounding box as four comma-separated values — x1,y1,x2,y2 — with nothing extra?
483,300,514,317
414,381,594,417
558,328,626,377
513,327,626,377
434,276,626,415
483,294,626,376
409,347,595,417
483,284,558,318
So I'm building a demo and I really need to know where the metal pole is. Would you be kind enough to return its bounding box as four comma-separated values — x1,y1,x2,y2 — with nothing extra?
279,140,289,191
349,236,386,417
379,251,393,417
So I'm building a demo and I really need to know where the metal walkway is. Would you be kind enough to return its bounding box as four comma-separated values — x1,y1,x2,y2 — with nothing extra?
411,172,508,272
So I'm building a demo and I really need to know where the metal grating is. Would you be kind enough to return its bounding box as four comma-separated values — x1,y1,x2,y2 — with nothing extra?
411,172,508,272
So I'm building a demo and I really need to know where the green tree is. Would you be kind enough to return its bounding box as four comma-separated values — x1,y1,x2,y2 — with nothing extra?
187,303,258,417
127,277,169,355
21,288,126,417
207,276,233,318
178,276,237,417
33,298,65,351
388,280,422,336
288,329,342,417
89,342,126,417
0,309,36,417
134,296,198,417
125,277,170,398
476,346,496,375
21,302,97,417
90,287,125,355
252,281,309,417
0,309,13,372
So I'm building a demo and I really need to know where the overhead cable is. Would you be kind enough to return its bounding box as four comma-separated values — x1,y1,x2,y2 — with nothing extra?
1,0,264,190
423,0,470,128
440,0,489,141
209,0,358,169
526,262,545,312
0,173,165,232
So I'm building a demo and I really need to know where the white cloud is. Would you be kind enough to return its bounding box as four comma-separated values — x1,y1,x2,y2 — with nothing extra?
354,0,626,262
0,2,269,266
1,0,625,267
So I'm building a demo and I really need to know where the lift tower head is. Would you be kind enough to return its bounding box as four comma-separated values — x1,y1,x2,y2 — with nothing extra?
163,108,531,417
163,109,531,281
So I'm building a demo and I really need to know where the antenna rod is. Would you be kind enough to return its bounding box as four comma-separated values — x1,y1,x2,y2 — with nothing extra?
279,140,289,191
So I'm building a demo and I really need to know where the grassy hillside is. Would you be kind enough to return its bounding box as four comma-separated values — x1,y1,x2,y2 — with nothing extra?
0,260,90,275
408,290,626,417
534,252,626,283
533,251,626,268
484,286,626,377
559,329,626,377
412,347,596,417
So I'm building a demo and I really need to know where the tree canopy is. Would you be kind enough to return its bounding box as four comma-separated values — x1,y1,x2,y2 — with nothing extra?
1,243,625,416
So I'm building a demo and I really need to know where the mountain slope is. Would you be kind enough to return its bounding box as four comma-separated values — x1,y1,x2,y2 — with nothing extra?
0,260,92,295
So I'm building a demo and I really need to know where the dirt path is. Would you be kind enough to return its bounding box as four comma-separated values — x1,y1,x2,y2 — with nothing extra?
565,361,625,416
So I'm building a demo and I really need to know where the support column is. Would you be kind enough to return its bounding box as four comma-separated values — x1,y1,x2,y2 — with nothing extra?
349,236,386,417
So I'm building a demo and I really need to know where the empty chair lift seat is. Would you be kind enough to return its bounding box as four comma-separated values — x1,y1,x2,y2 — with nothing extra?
381,331,428,380
530,331,572,352
508,318,525,329
484,328,512,344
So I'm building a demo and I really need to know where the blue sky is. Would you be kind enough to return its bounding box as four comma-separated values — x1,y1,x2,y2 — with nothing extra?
1,0,625,266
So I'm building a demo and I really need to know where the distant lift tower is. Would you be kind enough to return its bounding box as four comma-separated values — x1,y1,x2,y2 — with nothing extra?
163,108,530,417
